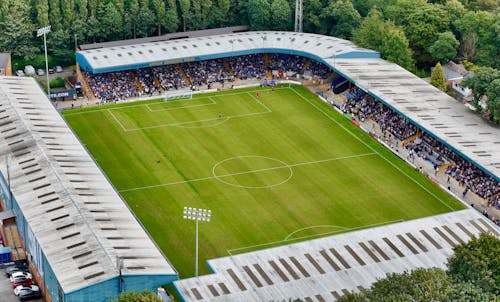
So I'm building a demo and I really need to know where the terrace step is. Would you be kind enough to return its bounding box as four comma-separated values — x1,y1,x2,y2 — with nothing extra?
177,64,191,86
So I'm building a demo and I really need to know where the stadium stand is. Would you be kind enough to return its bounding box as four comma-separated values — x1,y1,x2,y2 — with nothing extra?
0,76,178,302
173,209,497,301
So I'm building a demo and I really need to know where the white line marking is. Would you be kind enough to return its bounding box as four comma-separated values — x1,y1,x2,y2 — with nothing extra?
118,153,376,192
62,87,287,116
284,225,349,241
290,87,456,211
146,97,217,112
106,109,128,131
226,219,405,255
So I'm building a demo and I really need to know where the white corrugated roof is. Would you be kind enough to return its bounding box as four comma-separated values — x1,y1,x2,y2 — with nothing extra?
327,58,500,180
0,76,177,293
174,209,498,301
77,31,378,72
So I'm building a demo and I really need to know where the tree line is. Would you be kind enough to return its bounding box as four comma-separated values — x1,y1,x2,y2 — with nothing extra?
0,0,498,70
338,232,499,302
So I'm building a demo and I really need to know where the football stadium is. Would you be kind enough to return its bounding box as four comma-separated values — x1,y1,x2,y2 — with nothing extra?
0,26,498,302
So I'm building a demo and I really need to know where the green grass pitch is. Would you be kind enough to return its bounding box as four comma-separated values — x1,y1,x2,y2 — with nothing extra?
62,85,464,278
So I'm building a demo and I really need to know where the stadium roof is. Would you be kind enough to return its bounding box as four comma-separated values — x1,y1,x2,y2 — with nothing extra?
79,26,250,51
328,58,500,181
0,76,177,293
173,209,498,301
76,31,379,74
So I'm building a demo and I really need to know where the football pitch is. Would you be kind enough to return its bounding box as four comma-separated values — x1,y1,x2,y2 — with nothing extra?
62,85,464,278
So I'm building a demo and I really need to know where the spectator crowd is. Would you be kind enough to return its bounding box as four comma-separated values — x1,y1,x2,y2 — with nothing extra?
337,86,500,221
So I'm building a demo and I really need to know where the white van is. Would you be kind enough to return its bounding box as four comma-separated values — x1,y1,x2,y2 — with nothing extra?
24,65,35,75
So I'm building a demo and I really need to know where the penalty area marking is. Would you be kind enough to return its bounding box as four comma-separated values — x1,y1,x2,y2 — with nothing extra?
107,93,272,131
146,96,217,112
226,219,404,256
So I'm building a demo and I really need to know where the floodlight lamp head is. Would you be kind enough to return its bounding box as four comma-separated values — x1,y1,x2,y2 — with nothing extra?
37,25,52,37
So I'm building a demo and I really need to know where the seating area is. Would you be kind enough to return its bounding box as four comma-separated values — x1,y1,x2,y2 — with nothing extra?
182,59,231,87
83,54,336,102
268,54,307,74
337,86,499,212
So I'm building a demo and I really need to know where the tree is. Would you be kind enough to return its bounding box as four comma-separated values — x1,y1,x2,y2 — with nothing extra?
319,0,361,39
270,0,292,31
430,62,447,91
178,0,191,31
401,5,451,66
461,67,500,117
352,9,391,51
447,232,500,294
211,0,231,27
303,0,322,33
0,0,38,59
164,0,179,33
151,0,166,35
485,79,500,124
101,2,123,41
247,0,270,30
454,11,499,68
61,0,75,30
380,29,414,70
110,290,163,302
49,0,63,31
35,0,49,27
446,282,495,302
136,4,155,38
429,31,460,63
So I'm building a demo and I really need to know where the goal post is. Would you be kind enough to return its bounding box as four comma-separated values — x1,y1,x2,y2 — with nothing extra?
164,90,193,102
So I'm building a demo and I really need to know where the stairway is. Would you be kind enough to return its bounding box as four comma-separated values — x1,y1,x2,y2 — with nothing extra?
177,64,191,86
401,130,422,146
222,58,234,76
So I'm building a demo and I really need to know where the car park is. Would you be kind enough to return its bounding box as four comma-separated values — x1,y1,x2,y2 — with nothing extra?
23,65,35,76
12,278,34,289
10,272,32,283
5,266,24,278
18,288,42,301
13,285,39,296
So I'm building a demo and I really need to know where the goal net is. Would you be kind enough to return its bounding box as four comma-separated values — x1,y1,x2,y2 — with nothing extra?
164,90,193,102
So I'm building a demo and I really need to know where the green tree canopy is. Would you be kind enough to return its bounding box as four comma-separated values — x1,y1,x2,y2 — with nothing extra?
247,0,271,30
430,62,447,91
270,0,292,31
454,11,499,68
110,290,163,302
380,28,415,70
0,0,37,59
461,66,500,119
429,31,460,63
320,0,361,39
447,231,500,292
338,233,500,301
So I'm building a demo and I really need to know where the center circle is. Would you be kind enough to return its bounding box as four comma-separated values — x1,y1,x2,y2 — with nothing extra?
212,155,293,188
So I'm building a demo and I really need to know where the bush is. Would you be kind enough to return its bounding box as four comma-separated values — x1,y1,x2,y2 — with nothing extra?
50,77,65,89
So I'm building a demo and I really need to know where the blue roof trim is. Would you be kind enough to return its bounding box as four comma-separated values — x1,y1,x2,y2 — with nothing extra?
78,48,380,74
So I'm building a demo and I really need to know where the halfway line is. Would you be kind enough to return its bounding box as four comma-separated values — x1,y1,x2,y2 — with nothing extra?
118,152,376,193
